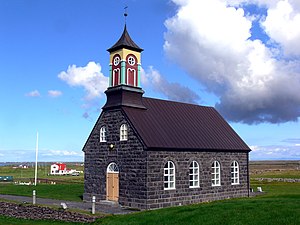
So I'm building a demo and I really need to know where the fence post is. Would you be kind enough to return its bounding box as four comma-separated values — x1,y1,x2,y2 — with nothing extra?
33,190,36,205
92,196,96,214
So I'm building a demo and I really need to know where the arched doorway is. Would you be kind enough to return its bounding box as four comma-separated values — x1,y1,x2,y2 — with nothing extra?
106,162,119,201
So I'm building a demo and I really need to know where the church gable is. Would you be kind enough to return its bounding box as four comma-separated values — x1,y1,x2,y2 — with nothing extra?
83,109,143,153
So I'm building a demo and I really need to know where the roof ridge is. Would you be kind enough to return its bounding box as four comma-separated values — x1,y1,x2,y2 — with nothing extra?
143,96,211,108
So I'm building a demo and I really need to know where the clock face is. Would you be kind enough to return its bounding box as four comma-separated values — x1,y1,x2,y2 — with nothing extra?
113,56,120,66
128,56,135,66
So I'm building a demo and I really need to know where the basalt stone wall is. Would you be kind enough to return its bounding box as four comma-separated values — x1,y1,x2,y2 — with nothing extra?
83,109,147,209
146,151,249,209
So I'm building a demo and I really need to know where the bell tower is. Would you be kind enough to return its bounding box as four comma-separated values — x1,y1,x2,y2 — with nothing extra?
107,25,143,88
103,19,146,110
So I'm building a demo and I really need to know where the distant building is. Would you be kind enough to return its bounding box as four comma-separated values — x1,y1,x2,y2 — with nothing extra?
83,25,251,209
50,163,77,175
50,163,66,175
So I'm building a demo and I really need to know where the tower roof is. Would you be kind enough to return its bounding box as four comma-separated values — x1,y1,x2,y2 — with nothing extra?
107,25,143,53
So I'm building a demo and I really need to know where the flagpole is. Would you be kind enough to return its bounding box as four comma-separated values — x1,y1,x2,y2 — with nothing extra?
34,132,39,186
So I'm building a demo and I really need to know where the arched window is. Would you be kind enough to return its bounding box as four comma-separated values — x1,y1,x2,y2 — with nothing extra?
120,124,128,141
107,162,119,173
164,161,175,190
231,161,239,185
212,161,221,187
127,68,136,86
189,161,199,188
113,68,120,86
100,126,107,142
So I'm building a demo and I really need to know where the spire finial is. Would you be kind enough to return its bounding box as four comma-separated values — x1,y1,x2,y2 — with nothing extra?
124,6,128,24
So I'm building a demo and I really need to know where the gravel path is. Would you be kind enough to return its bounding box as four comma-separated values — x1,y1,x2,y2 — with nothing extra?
0,194,136,215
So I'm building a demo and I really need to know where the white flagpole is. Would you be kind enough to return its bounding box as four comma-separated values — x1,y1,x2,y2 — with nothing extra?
34,132,39,186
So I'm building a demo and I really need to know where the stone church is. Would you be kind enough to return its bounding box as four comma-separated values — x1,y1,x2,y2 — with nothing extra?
83,24,251,210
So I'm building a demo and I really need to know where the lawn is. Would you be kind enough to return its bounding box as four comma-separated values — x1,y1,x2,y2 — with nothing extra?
251,170,300,179
0,163,84,183
0,164,84,201
0,215,82,225
0,183,84,202
96,181,300,225
2,181,297,224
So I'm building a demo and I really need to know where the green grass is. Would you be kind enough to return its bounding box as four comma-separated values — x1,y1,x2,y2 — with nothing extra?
251,170,300,179
0,215,85,225
0,183,83,201
96,182,300,225
1,182,299,225
0,164,84,183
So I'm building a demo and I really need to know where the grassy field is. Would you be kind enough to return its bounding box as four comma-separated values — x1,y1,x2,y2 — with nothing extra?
0,163,84,183
0,183,83,201
1,181,298,225
0,161,299,224
0,216,79,225
250,160,300,179
97,181,300,225
0,163,84,201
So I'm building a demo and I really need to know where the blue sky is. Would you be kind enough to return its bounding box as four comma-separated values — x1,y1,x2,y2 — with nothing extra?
0,0,299,162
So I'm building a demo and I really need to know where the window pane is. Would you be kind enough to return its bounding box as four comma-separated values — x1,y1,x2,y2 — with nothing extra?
170,176,174,181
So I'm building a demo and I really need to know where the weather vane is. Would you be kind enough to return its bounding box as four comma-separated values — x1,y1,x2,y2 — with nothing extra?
124,6,128,23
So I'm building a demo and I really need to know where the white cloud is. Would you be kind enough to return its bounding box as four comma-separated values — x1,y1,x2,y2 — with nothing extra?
58,61,108,100
48,90,62,98
0,149,83,162
261,0,300,56
164,0,300,124
25,90,41,97
141,66,200,104
43,150,83,157
250,144,300,160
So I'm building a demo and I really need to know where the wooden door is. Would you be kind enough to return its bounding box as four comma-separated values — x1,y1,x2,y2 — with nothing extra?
106,173,119,201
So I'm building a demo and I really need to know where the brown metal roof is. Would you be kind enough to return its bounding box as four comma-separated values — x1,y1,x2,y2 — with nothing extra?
122,97,250,151
107,25,143,53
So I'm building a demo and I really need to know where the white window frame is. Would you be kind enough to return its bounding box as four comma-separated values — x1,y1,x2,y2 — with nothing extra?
164,161,176,190
126,68,136,86
128,56,136,65
189,161,200,188
212,161,221,187
231,161,240,185
107,162,119,173
120,124,128,141
113,68,120,86
113,56,120,66
100,126,107,143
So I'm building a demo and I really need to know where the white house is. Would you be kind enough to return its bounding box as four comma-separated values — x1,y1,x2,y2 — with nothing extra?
50,163,78,176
